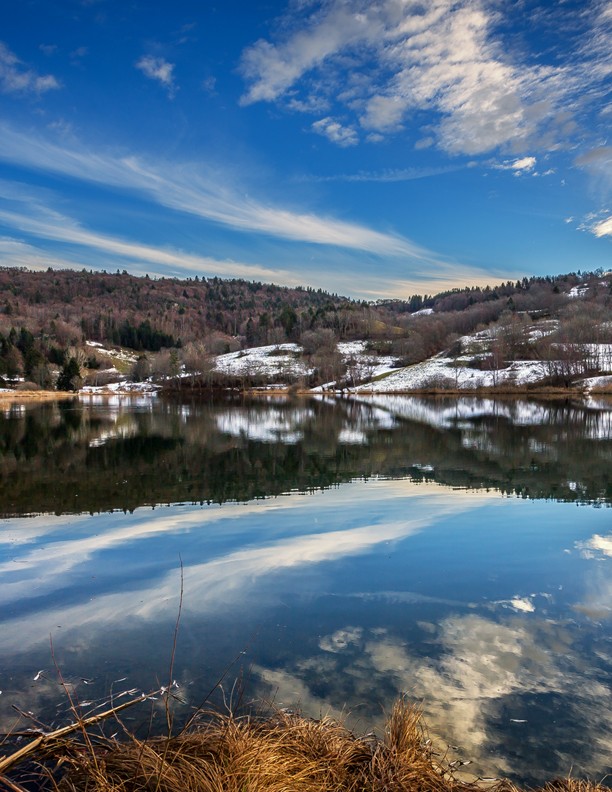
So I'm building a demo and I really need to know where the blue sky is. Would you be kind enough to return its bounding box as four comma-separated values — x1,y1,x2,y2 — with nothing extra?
0,0,610,300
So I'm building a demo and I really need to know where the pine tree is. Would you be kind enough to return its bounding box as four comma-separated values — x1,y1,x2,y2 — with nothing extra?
57,358,82,391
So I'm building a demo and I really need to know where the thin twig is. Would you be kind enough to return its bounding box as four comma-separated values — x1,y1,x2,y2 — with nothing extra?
154,561,185,792
0,692,159,776
179,629,259,736
9,706,49,733
0,773,30,792
49,637,101,778
165,558,184,736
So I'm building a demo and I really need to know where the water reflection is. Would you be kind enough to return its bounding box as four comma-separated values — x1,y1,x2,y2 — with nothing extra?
0,395,611,784
0,394,611,516
0,482,493,650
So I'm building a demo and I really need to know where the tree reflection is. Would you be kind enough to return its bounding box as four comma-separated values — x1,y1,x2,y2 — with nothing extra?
0,395,611,516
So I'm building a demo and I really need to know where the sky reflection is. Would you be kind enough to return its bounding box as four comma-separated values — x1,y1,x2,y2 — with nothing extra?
1,399,611,784
0,481,494,651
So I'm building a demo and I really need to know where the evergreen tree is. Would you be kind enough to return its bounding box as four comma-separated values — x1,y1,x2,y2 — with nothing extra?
57,358,82,391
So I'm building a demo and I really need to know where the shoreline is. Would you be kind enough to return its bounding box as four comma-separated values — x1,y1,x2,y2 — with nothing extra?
2,696,608,792
1,384,611,403
0,389,78,403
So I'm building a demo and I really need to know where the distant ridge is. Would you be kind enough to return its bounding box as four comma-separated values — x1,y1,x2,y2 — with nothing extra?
0,265,610,391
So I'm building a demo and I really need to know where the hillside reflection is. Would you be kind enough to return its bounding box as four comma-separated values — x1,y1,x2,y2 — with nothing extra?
1,396,611,784
0,394,611,516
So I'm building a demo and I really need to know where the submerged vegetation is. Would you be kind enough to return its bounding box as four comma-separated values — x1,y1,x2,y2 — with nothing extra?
1,696,609,792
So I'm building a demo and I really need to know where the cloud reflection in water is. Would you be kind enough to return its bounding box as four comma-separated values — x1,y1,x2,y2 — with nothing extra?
1,476,611,784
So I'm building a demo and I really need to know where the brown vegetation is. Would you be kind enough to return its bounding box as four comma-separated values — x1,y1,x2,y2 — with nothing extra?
0,390,75,403
1,697,608,792
0,267,611,391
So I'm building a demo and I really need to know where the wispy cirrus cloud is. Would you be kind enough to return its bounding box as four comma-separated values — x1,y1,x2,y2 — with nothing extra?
0,124,444,261
0,237,88,272
577,208,612,239
135,55,177,97
0,185,512,299
0,41,60,94
575,146,612,192
239,0,610,157
0,217,502,301
298,164,464,183
0,482,490,650
590,215,612,238
0,202,306,285
574,147,612,238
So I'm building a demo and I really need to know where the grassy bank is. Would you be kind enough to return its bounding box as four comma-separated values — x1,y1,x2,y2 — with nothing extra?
2,382,612,402
1,698,608,792
0,390,77,403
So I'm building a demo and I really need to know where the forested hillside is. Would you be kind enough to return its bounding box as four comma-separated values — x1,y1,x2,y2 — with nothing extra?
0,265,610,390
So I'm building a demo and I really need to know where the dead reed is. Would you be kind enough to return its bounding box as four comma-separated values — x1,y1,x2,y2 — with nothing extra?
1,697,609,792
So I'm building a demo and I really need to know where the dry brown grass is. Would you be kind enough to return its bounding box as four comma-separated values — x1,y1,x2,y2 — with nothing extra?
50,699,446,792
1,698,609,792
0,390,75,403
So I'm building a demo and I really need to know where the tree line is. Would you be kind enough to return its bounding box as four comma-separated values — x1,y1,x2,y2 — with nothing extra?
0,266,610,390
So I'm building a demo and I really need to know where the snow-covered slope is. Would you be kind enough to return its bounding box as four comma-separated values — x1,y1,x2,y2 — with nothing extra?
214,343,309,381
81,326,612,395
213,340,398,385
354,355,547,392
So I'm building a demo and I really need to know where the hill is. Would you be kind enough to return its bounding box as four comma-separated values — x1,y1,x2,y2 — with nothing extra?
0,266,611,391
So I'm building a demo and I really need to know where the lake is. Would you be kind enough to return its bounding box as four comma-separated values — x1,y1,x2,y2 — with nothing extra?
0,394,611,784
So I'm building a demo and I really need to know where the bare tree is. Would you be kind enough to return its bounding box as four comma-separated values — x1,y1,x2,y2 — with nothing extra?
182,342,214,387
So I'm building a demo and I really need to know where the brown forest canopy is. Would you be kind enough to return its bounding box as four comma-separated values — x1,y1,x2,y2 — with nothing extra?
1,265,610,347
0,266,610,387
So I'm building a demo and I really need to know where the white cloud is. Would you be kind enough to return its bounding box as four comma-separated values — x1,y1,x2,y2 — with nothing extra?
414,136,435,150
311,116,357,146
509,596,536,613
136,55,176,96
0,204,306,286
319,626,363,653
592,216,612,237
0,236,87,271
0,482,493,652
0,192,511,299
574,146,611,237
239,0,609,156
579,210,612,238
254,610,612,780
0,185,506,299
491,155,538,175
510,157,537,172
239,3,374,105
0,41,60,94
576,147,612,167
576,532,612,557
360,94,405,132
0,124,446,261
366,615,612,776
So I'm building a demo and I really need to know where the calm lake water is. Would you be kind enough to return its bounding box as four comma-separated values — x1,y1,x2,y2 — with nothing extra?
0,394,611,784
